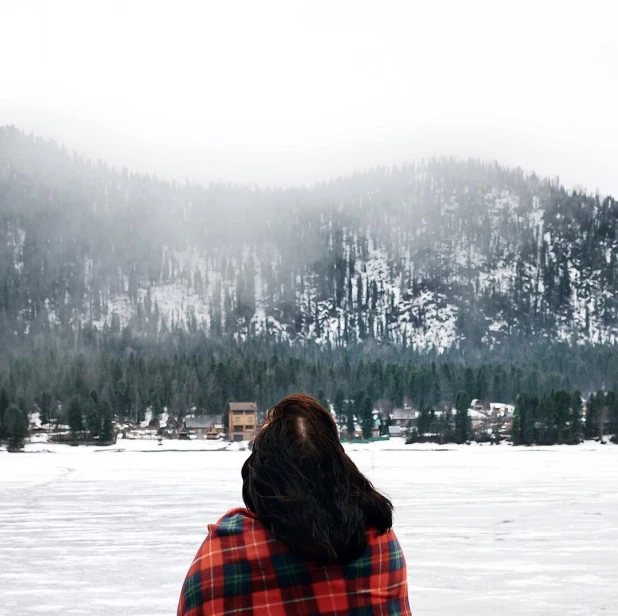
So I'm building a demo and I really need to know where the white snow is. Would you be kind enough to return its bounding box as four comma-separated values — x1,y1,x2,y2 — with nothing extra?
1,443,617,616
28,411,42,428
75,232,464,352
12,228,26,274
20,437,247,454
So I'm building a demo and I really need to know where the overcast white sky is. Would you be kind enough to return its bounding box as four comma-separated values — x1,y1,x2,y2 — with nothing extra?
1,0,617,194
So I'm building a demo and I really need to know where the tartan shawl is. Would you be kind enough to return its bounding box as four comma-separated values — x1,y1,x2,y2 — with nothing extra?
178,507,412,616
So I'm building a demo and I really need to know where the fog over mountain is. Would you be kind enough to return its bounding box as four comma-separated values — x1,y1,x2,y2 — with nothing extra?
2,1,618,194
3,127,618,356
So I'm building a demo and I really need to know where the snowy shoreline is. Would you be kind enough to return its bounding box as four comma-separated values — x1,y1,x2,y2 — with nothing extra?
1,436,614,455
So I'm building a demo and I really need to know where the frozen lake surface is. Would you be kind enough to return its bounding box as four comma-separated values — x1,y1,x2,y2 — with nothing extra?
1,441,618,616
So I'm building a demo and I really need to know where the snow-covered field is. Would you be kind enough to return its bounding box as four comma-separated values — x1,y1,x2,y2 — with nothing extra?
1,441,617,616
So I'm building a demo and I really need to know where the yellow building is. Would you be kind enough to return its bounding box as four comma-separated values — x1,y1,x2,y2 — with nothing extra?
228,402,258,442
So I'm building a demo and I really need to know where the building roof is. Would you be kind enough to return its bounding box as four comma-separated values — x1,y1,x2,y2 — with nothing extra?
490,402,515,409
391,409,416,420
185,415,222,429
228,402,257,412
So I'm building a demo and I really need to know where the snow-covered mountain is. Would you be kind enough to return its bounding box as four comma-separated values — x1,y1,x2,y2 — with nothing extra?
2,126,618,352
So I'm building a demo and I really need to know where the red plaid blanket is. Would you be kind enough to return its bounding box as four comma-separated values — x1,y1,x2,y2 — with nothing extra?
178,508,411,615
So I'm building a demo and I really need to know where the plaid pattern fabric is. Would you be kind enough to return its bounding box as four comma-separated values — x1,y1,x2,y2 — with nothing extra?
178,508,411,615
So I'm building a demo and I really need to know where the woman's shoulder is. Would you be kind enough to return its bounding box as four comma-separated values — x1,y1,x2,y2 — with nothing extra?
364,527,407,568
207,507,262,538
367,525,401,543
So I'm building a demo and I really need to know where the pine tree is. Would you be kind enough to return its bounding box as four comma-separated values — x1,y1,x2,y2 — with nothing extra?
67,396,84,436
585,393,598,440
360,395,374,439
224,290,235,335
40,391,53,426
432,380,441,408
99,400,114,444
437,411,453,444
346,400,356,439
537,394,552,444
0,388,9,439
317,390,330,413
144,287,152,317
417,405,431,435
552,390,571,444
513,393,538,446
611,396,618,438
333,388,345,433
84,397,101,438
568,390,583,444
596,391,609,441
4,404,28,451
463,367,476,400
455,391,470,444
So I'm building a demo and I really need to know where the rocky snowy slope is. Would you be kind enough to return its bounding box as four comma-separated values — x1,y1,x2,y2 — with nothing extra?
2,126,618,352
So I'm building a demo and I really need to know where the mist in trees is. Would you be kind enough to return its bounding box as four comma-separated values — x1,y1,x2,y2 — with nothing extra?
3,128,618,450
4,127,618,356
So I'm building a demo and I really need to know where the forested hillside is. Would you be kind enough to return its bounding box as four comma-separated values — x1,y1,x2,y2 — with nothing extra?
3,126,618,352
3,126,618,425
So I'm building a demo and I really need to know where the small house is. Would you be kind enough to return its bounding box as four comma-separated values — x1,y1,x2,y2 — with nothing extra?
185,415,225,440
468,408,490,431
161,416,185,439
228,402,258,442
388,425,402,437
390,408,417,433
490,403,515,418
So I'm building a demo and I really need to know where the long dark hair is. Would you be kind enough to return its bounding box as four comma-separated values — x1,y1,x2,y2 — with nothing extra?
241,393,393,565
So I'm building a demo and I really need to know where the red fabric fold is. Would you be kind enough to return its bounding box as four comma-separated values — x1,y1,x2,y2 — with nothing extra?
178,507,411,615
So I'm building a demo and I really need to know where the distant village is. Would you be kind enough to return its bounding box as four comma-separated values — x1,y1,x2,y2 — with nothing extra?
28,401,259,446
386,399,517,443
22,397,531,447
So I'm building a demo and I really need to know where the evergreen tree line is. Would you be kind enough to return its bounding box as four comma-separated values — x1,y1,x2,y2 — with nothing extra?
408,390,475,445
512,389,618,446
3,334,618,445
0,346,589,427
408,387,618,446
